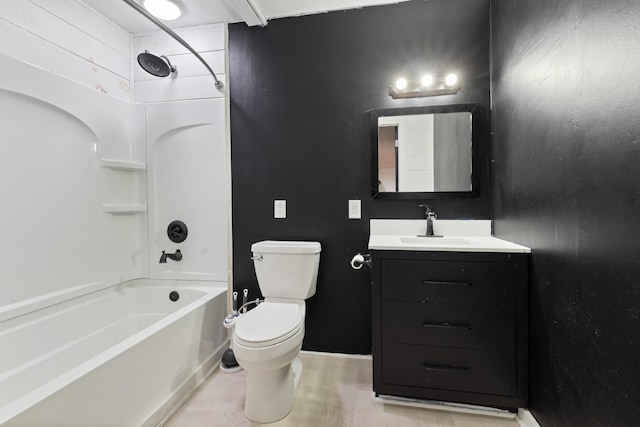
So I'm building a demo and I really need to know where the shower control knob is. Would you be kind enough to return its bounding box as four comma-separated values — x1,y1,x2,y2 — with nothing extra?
167,220,188,243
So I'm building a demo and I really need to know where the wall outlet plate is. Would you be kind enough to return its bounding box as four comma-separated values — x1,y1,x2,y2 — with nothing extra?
274,200,286,218
349,199,361,219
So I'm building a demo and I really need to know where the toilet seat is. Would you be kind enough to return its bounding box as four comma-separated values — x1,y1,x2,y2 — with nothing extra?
234,302,304,348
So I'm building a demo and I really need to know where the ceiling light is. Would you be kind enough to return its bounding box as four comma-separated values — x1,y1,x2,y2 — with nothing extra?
143,0,182,20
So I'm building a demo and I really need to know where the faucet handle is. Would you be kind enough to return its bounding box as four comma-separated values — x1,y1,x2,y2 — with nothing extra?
418,204,435,215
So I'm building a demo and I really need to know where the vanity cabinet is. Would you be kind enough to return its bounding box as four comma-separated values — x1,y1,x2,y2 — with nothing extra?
371,250,528,410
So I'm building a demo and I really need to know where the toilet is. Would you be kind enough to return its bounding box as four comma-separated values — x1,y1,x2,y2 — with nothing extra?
232,240,321,423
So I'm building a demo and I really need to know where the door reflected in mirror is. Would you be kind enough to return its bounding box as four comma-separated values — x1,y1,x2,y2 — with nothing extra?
377,112,471,193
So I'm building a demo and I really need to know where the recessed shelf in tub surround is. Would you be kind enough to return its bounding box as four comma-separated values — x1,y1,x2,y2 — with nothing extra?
369,219,531,253
100,159,147,215
102,204,147,215
100,159,146,172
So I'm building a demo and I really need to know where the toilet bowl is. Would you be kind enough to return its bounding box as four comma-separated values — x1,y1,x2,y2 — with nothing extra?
232,240,321,423
233,300,305,422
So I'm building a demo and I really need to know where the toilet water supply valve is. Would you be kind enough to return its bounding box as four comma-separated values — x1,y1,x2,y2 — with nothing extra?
350,253,372,270
223,289,264,328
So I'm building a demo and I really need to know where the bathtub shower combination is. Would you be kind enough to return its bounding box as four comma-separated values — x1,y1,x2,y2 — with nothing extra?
0,279,228,427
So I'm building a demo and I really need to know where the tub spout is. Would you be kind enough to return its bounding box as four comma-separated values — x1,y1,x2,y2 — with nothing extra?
160,249,182,263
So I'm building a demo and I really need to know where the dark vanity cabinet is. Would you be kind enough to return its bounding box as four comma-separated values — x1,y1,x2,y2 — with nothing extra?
371,250,528,410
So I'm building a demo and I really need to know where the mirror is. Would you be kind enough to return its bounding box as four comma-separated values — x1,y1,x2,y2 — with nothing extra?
370,104,482,199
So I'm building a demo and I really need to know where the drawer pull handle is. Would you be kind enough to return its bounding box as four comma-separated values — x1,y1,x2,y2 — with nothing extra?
422,363,472,375
423,321,471,330
423,280,471,287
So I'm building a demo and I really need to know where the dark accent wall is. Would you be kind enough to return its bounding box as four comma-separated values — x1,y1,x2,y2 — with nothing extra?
229,0,490,354
492,0,640,425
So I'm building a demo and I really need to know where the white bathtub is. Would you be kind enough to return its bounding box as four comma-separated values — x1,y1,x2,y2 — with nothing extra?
0,279,228,427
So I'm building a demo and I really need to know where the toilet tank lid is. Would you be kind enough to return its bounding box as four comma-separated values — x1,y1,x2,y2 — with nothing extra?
251,240,321,254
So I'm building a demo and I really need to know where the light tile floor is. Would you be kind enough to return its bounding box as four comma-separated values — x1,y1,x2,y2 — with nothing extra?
164,352,519,427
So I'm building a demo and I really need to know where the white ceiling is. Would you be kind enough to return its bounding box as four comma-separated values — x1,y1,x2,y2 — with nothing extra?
82,0,410,33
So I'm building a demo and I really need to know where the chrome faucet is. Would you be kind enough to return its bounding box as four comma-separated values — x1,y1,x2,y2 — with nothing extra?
418,204,442,237
160,249,182,263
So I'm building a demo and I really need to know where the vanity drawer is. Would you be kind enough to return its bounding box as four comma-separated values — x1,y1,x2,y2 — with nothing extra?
381,301,515,351
381,343,516,396
380,259,517,307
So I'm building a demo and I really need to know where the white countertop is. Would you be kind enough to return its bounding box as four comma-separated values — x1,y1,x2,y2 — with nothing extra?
368,220,531,253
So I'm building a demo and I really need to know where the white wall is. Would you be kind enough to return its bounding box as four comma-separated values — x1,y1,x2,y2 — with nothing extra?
134,25,229,282
0,0,132,101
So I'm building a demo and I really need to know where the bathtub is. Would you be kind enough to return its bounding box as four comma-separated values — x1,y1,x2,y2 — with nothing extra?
0,279,228,427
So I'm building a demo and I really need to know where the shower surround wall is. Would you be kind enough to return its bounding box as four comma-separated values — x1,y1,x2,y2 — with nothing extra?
491,0,640,425
133,26,229,282
1,1,229,315
229,0,490,354
0,0,144,308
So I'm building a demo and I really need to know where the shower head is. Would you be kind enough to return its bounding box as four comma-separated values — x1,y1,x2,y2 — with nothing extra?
137,50,177,77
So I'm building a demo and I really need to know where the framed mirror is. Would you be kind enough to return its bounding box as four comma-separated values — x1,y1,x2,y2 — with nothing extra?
370,104,483,200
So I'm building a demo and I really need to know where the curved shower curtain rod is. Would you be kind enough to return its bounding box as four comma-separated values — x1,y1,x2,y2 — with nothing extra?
121,0,223,89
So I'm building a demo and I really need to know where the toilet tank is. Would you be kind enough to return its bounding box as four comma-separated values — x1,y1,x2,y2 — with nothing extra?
251,240,321,299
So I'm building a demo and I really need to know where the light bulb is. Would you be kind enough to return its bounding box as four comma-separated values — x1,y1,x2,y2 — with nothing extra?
444,73,458,87
420,75,433,88
395,78,408,91
143,0,182,20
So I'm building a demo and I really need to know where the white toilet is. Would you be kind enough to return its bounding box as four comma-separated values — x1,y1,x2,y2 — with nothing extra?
232,240,321,423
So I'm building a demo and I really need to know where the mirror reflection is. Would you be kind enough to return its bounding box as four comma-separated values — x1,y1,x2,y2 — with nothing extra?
377,112,472,193
370,104,481,199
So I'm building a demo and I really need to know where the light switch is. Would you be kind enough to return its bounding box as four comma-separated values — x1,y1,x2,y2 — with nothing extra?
274,200,286,218
348,199,361,219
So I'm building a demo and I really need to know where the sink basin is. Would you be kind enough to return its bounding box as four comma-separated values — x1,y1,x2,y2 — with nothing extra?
368,220,531,253
400,237,472,246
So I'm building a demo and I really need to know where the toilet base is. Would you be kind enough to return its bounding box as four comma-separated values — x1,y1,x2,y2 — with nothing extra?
244,357,302,423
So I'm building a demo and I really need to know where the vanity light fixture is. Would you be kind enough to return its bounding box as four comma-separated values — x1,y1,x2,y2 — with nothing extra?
143,0,182,20
395,78,408,91
420,74,434,88
444,73,458,87
389,72,461,99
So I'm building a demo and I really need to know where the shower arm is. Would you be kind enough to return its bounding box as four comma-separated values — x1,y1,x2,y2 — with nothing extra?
121,0,223,89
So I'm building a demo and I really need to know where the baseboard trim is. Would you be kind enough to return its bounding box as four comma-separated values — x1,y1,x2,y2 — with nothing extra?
516,408,542,427
300,350,372,360
373,393,517,419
